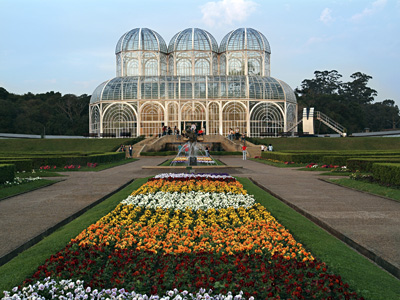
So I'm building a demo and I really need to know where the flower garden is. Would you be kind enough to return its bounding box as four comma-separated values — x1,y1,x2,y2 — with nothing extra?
3,173,364,299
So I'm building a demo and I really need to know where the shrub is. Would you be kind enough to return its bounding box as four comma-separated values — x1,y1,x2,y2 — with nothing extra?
372,163,400,186
0,164,15,184
347,157,400,172
0,159,33,172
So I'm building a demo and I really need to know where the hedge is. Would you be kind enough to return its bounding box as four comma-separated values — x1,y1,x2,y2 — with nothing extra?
0,159,33,172
372,163,400,186
0,164,15,184
347,157,400,172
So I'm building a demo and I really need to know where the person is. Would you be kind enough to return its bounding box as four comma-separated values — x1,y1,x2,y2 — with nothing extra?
205,146,210,157
228,128,234,140
174,126,177,135
198,128,203,136
168,126,172,135
235,127,240,140
268,144,273,151
178,144,182,153
242,144,247,160
129,145,133,158
261,145,265,152
241,132,246,143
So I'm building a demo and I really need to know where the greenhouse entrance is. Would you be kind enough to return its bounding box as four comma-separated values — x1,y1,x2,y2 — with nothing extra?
181,121,205,133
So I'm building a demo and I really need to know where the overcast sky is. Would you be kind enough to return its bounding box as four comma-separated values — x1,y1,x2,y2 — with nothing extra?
0,0,399,105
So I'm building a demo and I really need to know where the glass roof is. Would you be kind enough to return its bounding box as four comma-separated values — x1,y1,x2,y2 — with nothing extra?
219,28,271,53
90,76,295,104
168,28,219,53
115,28,168,54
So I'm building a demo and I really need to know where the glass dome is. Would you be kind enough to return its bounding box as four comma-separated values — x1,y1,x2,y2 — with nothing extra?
115,28,168,54
168,28,218,53
219,28,271,53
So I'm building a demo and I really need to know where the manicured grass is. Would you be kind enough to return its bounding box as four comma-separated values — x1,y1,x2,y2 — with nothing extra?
250,157,305,167
328,178,400,203
0,137,144,154
0,177,148,293
247,136,400,151
239,177,400,300
0,179,56,200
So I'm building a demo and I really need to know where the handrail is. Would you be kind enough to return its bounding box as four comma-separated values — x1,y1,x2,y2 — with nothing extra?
315,111,346,135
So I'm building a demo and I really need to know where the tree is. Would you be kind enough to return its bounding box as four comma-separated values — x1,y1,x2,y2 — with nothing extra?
341,72,377,105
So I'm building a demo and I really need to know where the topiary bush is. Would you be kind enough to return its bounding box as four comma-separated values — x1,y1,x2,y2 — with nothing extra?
0,164,15,184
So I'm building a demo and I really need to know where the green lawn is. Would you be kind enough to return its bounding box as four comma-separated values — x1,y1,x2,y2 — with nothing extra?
0,179,57,200
0,177,398,299
328,177,400,203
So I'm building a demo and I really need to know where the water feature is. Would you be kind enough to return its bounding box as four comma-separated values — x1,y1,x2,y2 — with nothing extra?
170,129,216,166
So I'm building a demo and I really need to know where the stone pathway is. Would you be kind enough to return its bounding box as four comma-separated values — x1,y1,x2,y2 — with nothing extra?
0,156,399,280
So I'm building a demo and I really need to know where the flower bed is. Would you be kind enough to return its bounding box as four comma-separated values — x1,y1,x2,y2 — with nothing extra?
5,173,363,299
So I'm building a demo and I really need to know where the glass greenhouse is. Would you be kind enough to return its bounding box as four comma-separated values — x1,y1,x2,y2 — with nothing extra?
90,27,297,137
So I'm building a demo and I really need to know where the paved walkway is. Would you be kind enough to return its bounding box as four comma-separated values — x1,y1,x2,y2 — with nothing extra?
0,157,399,279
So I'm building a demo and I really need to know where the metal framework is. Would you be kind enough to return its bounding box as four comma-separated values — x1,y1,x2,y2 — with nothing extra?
90,27,297,138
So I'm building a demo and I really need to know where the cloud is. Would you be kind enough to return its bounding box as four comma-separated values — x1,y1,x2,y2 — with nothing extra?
200,0,258,27
350,0,387,22
319,8,333,24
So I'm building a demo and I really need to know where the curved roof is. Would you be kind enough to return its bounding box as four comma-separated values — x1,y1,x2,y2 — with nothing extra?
219,28,271,53
168,28,219,53
115,28,168,54
90,76,295,104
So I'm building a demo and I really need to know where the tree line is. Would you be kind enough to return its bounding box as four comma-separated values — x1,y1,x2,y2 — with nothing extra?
0,70,398,136
296,70,399,134
0,87,90,136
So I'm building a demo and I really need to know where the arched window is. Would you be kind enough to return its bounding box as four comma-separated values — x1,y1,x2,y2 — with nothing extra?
144,59,158,76
248,58,261,75
126,59,139,76
103,103,137,138
222,102,247,136
250,102,284,137
177,59,192,76
140,102,164,136
195,59,210,75
228,58,244,75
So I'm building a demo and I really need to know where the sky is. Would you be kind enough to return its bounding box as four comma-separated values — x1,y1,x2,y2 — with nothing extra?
0,0,399,105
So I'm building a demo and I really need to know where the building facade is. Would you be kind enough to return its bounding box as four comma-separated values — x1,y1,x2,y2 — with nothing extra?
89,27,297,137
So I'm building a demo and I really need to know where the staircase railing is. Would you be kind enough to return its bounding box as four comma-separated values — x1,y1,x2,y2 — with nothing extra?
315,111,346,136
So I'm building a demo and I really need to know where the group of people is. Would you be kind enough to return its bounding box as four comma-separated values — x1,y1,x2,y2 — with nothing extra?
228,127,244,141
159,124,206,139
261,144,273,152
120,144,133,158
160,125,180,137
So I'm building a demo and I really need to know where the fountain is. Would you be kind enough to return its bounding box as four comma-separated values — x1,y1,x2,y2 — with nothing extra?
170,129,216,166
